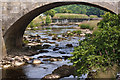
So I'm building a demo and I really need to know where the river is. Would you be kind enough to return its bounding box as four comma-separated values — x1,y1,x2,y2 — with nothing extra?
2,25,87,80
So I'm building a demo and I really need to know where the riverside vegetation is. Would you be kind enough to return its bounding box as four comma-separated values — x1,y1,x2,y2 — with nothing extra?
69,12,120,78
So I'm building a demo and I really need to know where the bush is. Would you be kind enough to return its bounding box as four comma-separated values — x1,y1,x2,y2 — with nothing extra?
80,24,93,30
45,15,52,25
72,30,82,34
69,13,120,77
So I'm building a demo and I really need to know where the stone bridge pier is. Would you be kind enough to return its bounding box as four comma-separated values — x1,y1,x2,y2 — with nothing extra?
0,0,120,59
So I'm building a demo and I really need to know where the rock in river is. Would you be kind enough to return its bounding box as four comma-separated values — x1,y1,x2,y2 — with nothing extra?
13,61,25,67
43,58,62,62
33,59,42,64
66,44,73,47
43,44,51,48
42,65,75,80
53,48,59,51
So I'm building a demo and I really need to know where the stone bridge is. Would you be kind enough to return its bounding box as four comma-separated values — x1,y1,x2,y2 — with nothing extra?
0,0,120,59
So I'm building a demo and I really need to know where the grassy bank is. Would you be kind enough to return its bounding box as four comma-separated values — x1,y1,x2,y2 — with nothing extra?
53,13,98,19
79,20,100,31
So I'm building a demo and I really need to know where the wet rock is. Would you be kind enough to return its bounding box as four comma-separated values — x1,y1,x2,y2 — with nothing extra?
46,41,56,44
39,50,49,53
2,64,11,69
48,34,53,36
33,59,42,64
62,56,71,60
59,51,66,54
43,58,62,62
66,44,73,47
36,40,41,43
43,44,51,48
31,45,43,50
14,56,23,62
13,61,25,67
36,34,41,38
42,74,60,80
55,44,59,47
42,65,75,80
80,33,85,37
42,38,48,40
53,48,59,51
28,35,36,38
52,65,75,76
23,56,32,61
38,56,51,58
52,37,57,40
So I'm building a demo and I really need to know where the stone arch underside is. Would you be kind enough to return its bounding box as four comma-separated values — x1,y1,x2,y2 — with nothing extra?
3,1,117,53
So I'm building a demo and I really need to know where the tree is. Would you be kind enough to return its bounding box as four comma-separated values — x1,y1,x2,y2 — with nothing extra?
44,9,56,17
45,15,51,25
69,13,120,77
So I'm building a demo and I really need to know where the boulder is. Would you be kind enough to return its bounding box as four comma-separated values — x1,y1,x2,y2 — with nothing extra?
43,44,51,48
66,44,73,47
42,65,76,80
2,64,11,69
43,58,62,62
42,74,60,80
52,37,57,40
53,48,59,51
13,61,25,67
59,51,66,54
33,59,42,64
39,50,49,53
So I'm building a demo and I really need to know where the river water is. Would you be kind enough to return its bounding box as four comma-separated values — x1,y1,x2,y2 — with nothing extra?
2,25,87,80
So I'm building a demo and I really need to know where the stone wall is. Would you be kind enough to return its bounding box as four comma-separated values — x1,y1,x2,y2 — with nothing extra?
1,1,119,35
0,0,120,59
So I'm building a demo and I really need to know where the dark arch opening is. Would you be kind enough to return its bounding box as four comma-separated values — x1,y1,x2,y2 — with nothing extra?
3,2,115,53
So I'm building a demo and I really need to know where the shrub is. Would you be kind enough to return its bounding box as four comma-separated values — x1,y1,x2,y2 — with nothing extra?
80,24,93,30
45,15,52,25
72,30,82,34
69,13,120,77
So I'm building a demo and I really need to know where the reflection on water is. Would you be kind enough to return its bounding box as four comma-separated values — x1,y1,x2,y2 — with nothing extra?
2,25,86,79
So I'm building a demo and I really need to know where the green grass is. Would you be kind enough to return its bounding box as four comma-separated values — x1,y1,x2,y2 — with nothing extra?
80,24,93,30
79,20,100,31
89,15,98,18
53,13,89,19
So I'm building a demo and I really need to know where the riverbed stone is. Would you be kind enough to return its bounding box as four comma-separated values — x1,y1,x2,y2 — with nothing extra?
42,74,60,80
33,59,42,64
2,64,11,69
53,48,59,51
42,65,75,80
59,51,66,54
66,44,73,47
43,44,51,48
43,58,62,62
39,50,49,53
13,61,25,67
52,37,57,40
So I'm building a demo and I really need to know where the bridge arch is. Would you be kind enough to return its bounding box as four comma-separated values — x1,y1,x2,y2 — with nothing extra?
3,1,116,52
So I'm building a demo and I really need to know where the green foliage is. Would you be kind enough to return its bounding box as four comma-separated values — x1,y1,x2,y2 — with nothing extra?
54,4,105,17
69,12,120,77
72,30,82,34
28,21,41,29
45,15,51,25
44,9,56,17
80,24,93,30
